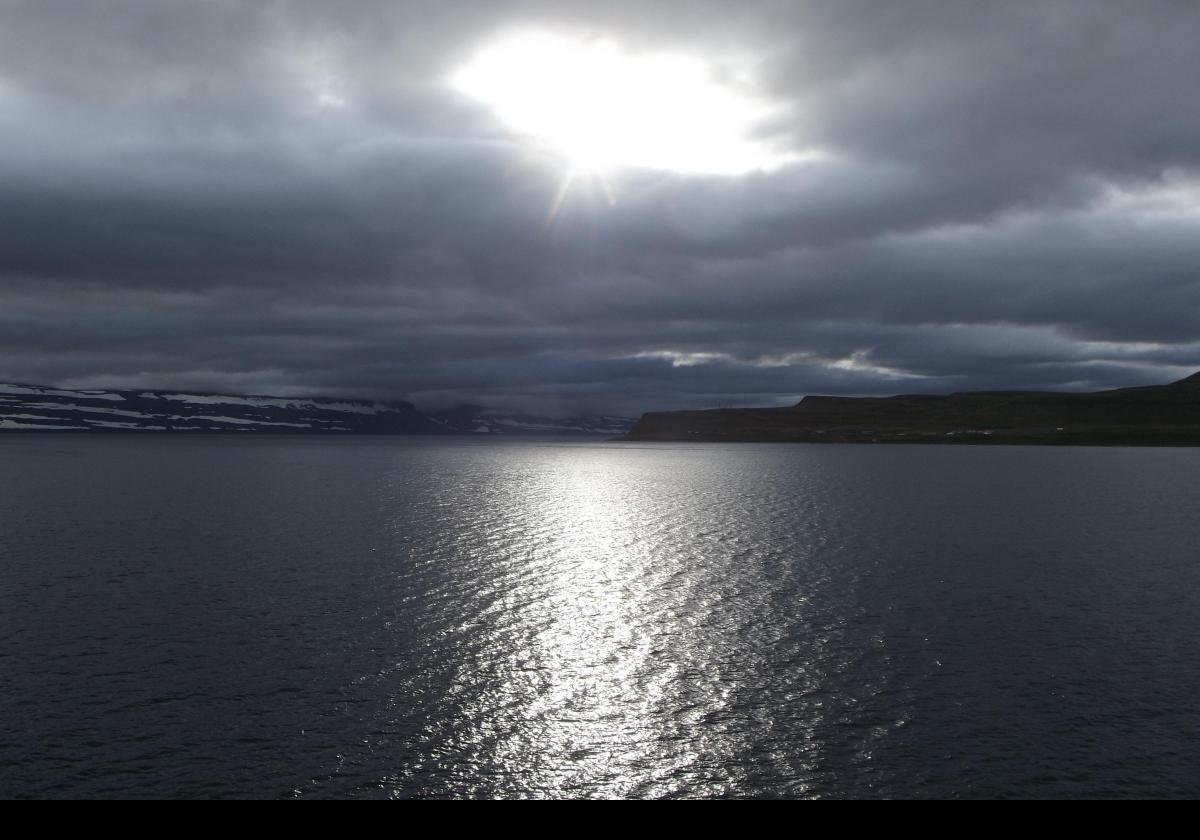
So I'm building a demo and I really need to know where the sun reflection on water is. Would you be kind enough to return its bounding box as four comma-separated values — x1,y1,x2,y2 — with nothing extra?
359,444,888,798
454,458,679,796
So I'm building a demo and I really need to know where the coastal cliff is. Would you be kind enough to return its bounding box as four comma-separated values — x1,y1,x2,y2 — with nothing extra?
623,372,1200,445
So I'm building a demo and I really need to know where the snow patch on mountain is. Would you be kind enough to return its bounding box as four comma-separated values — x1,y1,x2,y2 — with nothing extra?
0,383,636,436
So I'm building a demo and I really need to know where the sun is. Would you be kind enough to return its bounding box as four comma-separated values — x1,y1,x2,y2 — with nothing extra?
451,31,791,176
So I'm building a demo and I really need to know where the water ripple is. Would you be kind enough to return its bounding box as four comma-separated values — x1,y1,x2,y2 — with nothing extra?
3,437,1200,797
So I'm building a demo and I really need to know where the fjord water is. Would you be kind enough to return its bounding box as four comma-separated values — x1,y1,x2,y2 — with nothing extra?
3,436,1200,799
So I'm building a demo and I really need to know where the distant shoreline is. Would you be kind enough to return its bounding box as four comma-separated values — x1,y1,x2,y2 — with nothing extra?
0,383,635,437
622,373,1200,446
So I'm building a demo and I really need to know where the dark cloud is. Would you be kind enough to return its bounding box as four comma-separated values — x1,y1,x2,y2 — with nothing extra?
2,1,1199,413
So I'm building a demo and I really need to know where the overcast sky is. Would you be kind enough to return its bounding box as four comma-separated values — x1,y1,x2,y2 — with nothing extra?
2,1,1199,414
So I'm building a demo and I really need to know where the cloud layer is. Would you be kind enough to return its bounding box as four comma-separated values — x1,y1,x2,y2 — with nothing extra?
3,1,1199,413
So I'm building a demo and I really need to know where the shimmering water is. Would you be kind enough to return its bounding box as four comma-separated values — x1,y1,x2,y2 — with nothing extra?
3,435,1200,798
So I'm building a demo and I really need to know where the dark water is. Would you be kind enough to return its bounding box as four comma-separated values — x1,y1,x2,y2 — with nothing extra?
3,435,1200,799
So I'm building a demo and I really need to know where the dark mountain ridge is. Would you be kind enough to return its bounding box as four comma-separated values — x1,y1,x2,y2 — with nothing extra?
0,383,634,436
624,372,1200,445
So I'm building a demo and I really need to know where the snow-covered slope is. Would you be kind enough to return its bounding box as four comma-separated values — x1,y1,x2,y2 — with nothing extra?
0,383,635,436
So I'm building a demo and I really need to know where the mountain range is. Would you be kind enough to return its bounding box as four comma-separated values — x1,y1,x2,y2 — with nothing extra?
623,372,1200,445
0,383,634,436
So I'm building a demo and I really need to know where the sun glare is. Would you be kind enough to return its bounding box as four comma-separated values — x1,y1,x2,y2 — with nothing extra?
451,31,791,176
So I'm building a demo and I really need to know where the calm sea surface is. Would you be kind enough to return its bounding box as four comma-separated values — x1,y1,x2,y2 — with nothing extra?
3,435,1200,798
